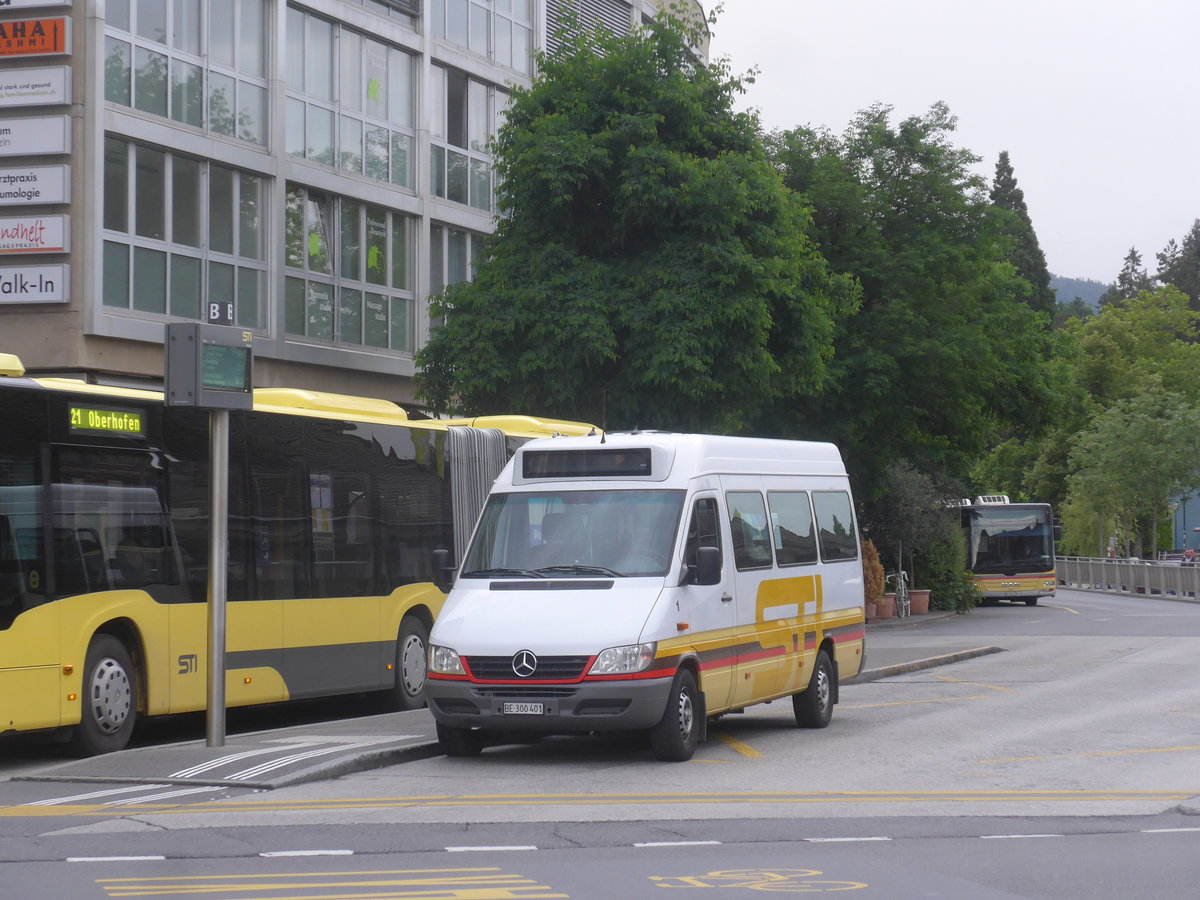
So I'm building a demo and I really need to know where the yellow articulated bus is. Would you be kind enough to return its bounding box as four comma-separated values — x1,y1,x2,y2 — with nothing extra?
0,351,592,755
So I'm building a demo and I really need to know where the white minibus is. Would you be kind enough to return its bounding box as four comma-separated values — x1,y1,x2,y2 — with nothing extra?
425,432,866,761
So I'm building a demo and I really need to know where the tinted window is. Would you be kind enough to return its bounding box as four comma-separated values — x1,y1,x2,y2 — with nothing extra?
768,491,818,566
727,491,772,570
813,491,858,561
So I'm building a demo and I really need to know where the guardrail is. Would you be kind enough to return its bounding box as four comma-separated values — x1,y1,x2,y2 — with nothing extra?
1058,556,1199,597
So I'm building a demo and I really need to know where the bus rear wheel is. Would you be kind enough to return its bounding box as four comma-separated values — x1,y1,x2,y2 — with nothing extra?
793,650,834,729
71,635,137,756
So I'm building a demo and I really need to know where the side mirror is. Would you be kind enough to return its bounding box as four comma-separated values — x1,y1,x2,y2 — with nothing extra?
432,548,455,593
692,545,722,586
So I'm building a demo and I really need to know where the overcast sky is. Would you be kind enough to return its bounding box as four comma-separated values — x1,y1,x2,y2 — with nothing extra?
706,0,1200,282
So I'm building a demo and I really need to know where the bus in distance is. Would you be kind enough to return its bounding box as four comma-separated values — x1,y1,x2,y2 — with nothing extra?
959,495,1057,606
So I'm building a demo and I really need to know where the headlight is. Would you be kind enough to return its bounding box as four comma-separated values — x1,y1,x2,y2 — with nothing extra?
588,642,657,675
430,645,465,675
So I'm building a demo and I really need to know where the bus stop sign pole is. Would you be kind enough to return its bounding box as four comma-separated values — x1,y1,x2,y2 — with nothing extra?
165,323,253,748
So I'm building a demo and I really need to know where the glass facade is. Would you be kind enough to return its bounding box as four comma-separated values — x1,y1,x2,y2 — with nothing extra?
104,0,269,145
102,137,266,328
284,185,415,352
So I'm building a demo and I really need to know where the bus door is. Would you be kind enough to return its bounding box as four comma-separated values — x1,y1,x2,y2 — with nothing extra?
725,488,791,706
679,494,736,712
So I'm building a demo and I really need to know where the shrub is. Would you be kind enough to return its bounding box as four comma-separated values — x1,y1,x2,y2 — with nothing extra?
861,539,885,603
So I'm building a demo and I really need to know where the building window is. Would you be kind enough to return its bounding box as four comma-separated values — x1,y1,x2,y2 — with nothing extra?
429,223,485,300
432,0,533,75
285,185,415,352
430,66,498,212
104,0,269,146
102,136,265,327
285,6,416,189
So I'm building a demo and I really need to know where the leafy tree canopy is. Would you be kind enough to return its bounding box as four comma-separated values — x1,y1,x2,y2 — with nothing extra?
766,103,1058,498
990,150,1055,317
1155,219,1200,310
416,12,858,432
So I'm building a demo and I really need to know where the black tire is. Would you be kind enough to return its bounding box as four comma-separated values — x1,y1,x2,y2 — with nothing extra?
649,668,700,761
393,614,430,710
1024,597,1039,607
793,649,834,729
437,722,485,757
71,635,137,756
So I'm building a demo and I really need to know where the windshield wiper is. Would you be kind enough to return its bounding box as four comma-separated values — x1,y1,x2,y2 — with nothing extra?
534,564,624,578
461,567,545,578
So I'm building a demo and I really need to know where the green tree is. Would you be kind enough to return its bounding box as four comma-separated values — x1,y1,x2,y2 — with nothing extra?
767,103,1057,498
1155,219,1200,310
1066,389,1200,556
990,151,1055,318
416,13,858,431
1098,247,1153,307
1053,297,1094,328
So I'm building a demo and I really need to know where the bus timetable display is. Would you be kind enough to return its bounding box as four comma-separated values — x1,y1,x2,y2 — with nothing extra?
165,322,253,409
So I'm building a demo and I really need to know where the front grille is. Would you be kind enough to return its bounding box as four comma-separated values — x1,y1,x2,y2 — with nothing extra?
466,655,590,681
475,686,578,699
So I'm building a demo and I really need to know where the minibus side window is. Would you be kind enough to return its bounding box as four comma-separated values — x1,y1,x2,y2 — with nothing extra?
726,492,772,570
767,491,818,566
683,497,722,569
812,491,858,562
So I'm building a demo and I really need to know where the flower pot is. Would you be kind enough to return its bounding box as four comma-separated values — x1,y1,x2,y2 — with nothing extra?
908,589,930,615
875,593,895,620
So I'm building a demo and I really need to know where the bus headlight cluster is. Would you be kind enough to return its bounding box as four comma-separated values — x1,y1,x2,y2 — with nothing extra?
589,642,656,675
430,645,464,675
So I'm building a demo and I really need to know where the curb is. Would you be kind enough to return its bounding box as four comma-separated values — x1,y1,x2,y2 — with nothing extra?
849,645,1006,683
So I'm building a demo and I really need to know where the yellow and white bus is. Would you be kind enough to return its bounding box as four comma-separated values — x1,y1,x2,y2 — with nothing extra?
959,496,1057,606
0,352,591,755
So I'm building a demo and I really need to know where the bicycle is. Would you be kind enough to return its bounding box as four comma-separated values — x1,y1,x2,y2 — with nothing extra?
887,569,910,618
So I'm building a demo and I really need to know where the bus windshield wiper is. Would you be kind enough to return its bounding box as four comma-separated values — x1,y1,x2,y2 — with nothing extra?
534,564,624,577
461,567,545,578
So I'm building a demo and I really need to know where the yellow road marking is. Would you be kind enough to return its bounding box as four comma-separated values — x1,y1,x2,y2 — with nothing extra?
935,675,1015,694
1042,603,1079,614
978,746,1200,764
7,790,1196,820
712,731,764,759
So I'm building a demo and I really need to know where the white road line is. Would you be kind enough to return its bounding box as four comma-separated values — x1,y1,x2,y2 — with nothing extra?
633,840,723,847
1141,827,1200,834
230,737,408,780
105,785,225,806
259,850,355,857
67,856,166,863
980,834,1063,839
445,845,538,852
171,742,325,777
24,784,170,806
804,837,893,843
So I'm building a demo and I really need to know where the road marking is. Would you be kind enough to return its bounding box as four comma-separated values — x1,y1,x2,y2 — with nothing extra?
259,849,354,857
1141,827,1200,834
712,731,764,758
804,836,891,843
445,845,538,852
634,840,723,847
980,834,1063,839
68,855,166,862
23,784,171,806
935,674,1015,693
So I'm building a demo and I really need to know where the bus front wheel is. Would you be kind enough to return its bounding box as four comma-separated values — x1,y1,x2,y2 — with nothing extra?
71,635,137,756
793,650,834,729
393,615,430,710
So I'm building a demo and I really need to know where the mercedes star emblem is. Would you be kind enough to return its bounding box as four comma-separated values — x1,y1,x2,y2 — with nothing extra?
512,650,537,678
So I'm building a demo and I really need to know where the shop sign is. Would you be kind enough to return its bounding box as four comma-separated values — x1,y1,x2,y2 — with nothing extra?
0,214,68,252
0,65,69,105
0,262,67,302
0,17,69,57
0,164,67,204
0,115,69,155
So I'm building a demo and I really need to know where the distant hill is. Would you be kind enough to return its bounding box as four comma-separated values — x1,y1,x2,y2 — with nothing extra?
1050,274,1108,309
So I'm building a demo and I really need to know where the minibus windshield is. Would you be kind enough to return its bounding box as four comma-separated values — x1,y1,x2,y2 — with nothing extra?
461,489,685,578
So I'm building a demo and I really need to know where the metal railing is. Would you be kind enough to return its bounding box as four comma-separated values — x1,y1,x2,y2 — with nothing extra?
1058,556,1200,597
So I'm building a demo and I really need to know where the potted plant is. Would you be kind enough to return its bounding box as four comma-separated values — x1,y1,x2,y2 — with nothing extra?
862,538,885,621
